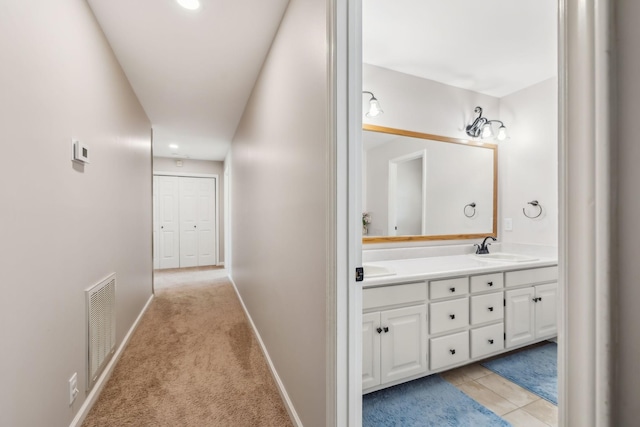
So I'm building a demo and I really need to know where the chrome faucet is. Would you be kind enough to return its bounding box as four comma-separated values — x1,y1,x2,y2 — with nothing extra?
475,236,497,254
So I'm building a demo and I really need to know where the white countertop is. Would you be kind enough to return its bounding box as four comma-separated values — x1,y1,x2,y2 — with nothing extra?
362,253,558,288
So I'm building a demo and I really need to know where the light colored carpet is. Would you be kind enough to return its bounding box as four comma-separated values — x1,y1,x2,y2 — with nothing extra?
82,277,293,427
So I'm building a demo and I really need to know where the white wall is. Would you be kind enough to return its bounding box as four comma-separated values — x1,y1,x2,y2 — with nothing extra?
363,65,558,248
153,156,224,176
615,1,640,423
499,78,558,246
363,63,500,138
0,2,152,426
153,157,225,263
229,0,327,425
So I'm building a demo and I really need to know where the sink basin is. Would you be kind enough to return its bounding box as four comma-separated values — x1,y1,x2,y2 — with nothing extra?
474,253,539,262
363,264,396,278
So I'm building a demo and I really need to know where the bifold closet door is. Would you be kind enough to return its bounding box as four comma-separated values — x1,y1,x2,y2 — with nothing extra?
157,176,180,269
179,177,216,268
153,176,159,269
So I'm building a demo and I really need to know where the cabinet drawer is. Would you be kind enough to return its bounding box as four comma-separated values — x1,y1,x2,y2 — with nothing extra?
430,277,469,300
470,292,504,325
470,273,504,293
471,323,504,359
505,266,558,288
430,331,470,370
430,298,469,334
363,283,427,310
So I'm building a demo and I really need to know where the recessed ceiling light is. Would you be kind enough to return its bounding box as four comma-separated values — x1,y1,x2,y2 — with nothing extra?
176,0,200,11
169,144,179,149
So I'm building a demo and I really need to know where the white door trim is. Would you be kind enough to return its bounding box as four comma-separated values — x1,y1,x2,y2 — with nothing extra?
559,0,614,425
153,171,217,178
153,173,221,266
327,0,363,424
388,150,427,236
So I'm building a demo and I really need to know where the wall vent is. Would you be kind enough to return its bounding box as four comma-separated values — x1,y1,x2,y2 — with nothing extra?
86,273,116,390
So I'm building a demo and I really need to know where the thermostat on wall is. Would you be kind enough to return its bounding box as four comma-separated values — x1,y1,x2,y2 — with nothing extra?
72,140,90,164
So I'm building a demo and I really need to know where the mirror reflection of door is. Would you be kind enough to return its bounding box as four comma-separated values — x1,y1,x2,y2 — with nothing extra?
388,150,427,236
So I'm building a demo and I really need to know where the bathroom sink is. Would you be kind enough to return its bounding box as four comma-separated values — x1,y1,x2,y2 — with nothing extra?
474,253,539,262
363,264,396,278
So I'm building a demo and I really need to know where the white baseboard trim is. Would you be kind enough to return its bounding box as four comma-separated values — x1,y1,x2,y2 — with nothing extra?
228,276,302,427
69,293,155,427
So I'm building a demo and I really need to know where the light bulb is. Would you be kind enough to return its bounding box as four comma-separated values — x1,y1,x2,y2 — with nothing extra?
481,123,493,139
366,98,383,117
176,0,200,10
497,125,507,141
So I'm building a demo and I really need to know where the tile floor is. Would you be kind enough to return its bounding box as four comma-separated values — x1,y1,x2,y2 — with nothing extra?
441,363,558,427
155,267,557,426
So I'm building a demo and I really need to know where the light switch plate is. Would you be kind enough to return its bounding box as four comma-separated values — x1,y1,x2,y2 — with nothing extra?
504,218,513,231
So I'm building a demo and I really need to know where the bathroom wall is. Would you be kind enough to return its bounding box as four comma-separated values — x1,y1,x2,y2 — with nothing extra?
0,1,152,426
499,78,558,247
363,64,500,139
229,0,328,425
363,64,558,249
153,157,225,263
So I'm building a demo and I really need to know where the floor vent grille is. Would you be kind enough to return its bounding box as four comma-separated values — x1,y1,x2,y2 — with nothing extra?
86,273,116,390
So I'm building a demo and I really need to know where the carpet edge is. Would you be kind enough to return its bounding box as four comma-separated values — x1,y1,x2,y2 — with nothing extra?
228,276,302,427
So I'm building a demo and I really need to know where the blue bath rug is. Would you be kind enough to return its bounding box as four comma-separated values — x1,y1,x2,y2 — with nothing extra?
481,342,557,405
363,374,511,427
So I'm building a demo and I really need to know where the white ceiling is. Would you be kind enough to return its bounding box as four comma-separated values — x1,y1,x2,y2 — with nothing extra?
363,0,557,98
87,0,289,161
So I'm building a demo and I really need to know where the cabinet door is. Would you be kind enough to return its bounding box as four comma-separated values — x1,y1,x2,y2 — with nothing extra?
362,312,381,390
380,305,427,384
505,287,535,348
179,177,199,268
153,176,159,270
158,176,180,269
535,283,558,338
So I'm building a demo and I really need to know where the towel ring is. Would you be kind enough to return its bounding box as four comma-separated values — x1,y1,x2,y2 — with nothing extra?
464,202,476,218
523,200,543,219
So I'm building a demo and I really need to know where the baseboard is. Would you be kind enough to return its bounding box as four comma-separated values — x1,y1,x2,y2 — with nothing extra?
228,276,302,427
69,293,155,427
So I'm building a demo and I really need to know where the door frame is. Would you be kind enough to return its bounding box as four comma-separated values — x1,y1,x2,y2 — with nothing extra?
387,150,427,236
333,0,616,425
153,172,221,267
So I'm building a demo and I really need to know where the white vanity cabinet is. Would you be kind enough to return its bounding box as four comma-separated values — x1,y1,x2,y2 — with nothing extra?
504,266,558,348
362,283,428,391
505,282,558,348
362,262,558,393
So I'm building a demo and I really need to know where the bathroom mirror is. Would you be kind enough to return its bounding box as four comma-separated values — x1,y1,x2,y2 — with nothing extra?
362,124,497,243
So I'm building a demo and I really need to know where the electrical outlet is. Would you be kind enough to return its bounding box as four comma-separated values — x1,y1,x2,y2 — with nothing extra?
504,218,513,231
69,372,79,405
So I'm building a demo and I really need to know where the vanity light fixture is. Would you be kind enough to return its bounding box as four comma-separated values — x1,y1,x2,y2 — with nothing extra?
176,0,201,10
363,91,383,117
465,106,508,141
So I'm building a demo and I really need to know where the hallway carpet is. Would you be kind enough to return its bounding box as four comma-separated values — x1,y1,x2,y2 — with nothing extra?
82,278,293,427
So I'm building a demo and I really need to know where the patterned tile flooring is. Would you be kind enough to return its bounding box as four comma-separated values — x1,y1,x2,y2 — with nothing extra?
441,363,558,427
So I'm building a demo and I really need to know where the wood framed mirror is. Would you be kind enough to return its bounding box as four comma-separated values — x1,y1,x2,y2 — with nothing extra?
362,124,498,243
